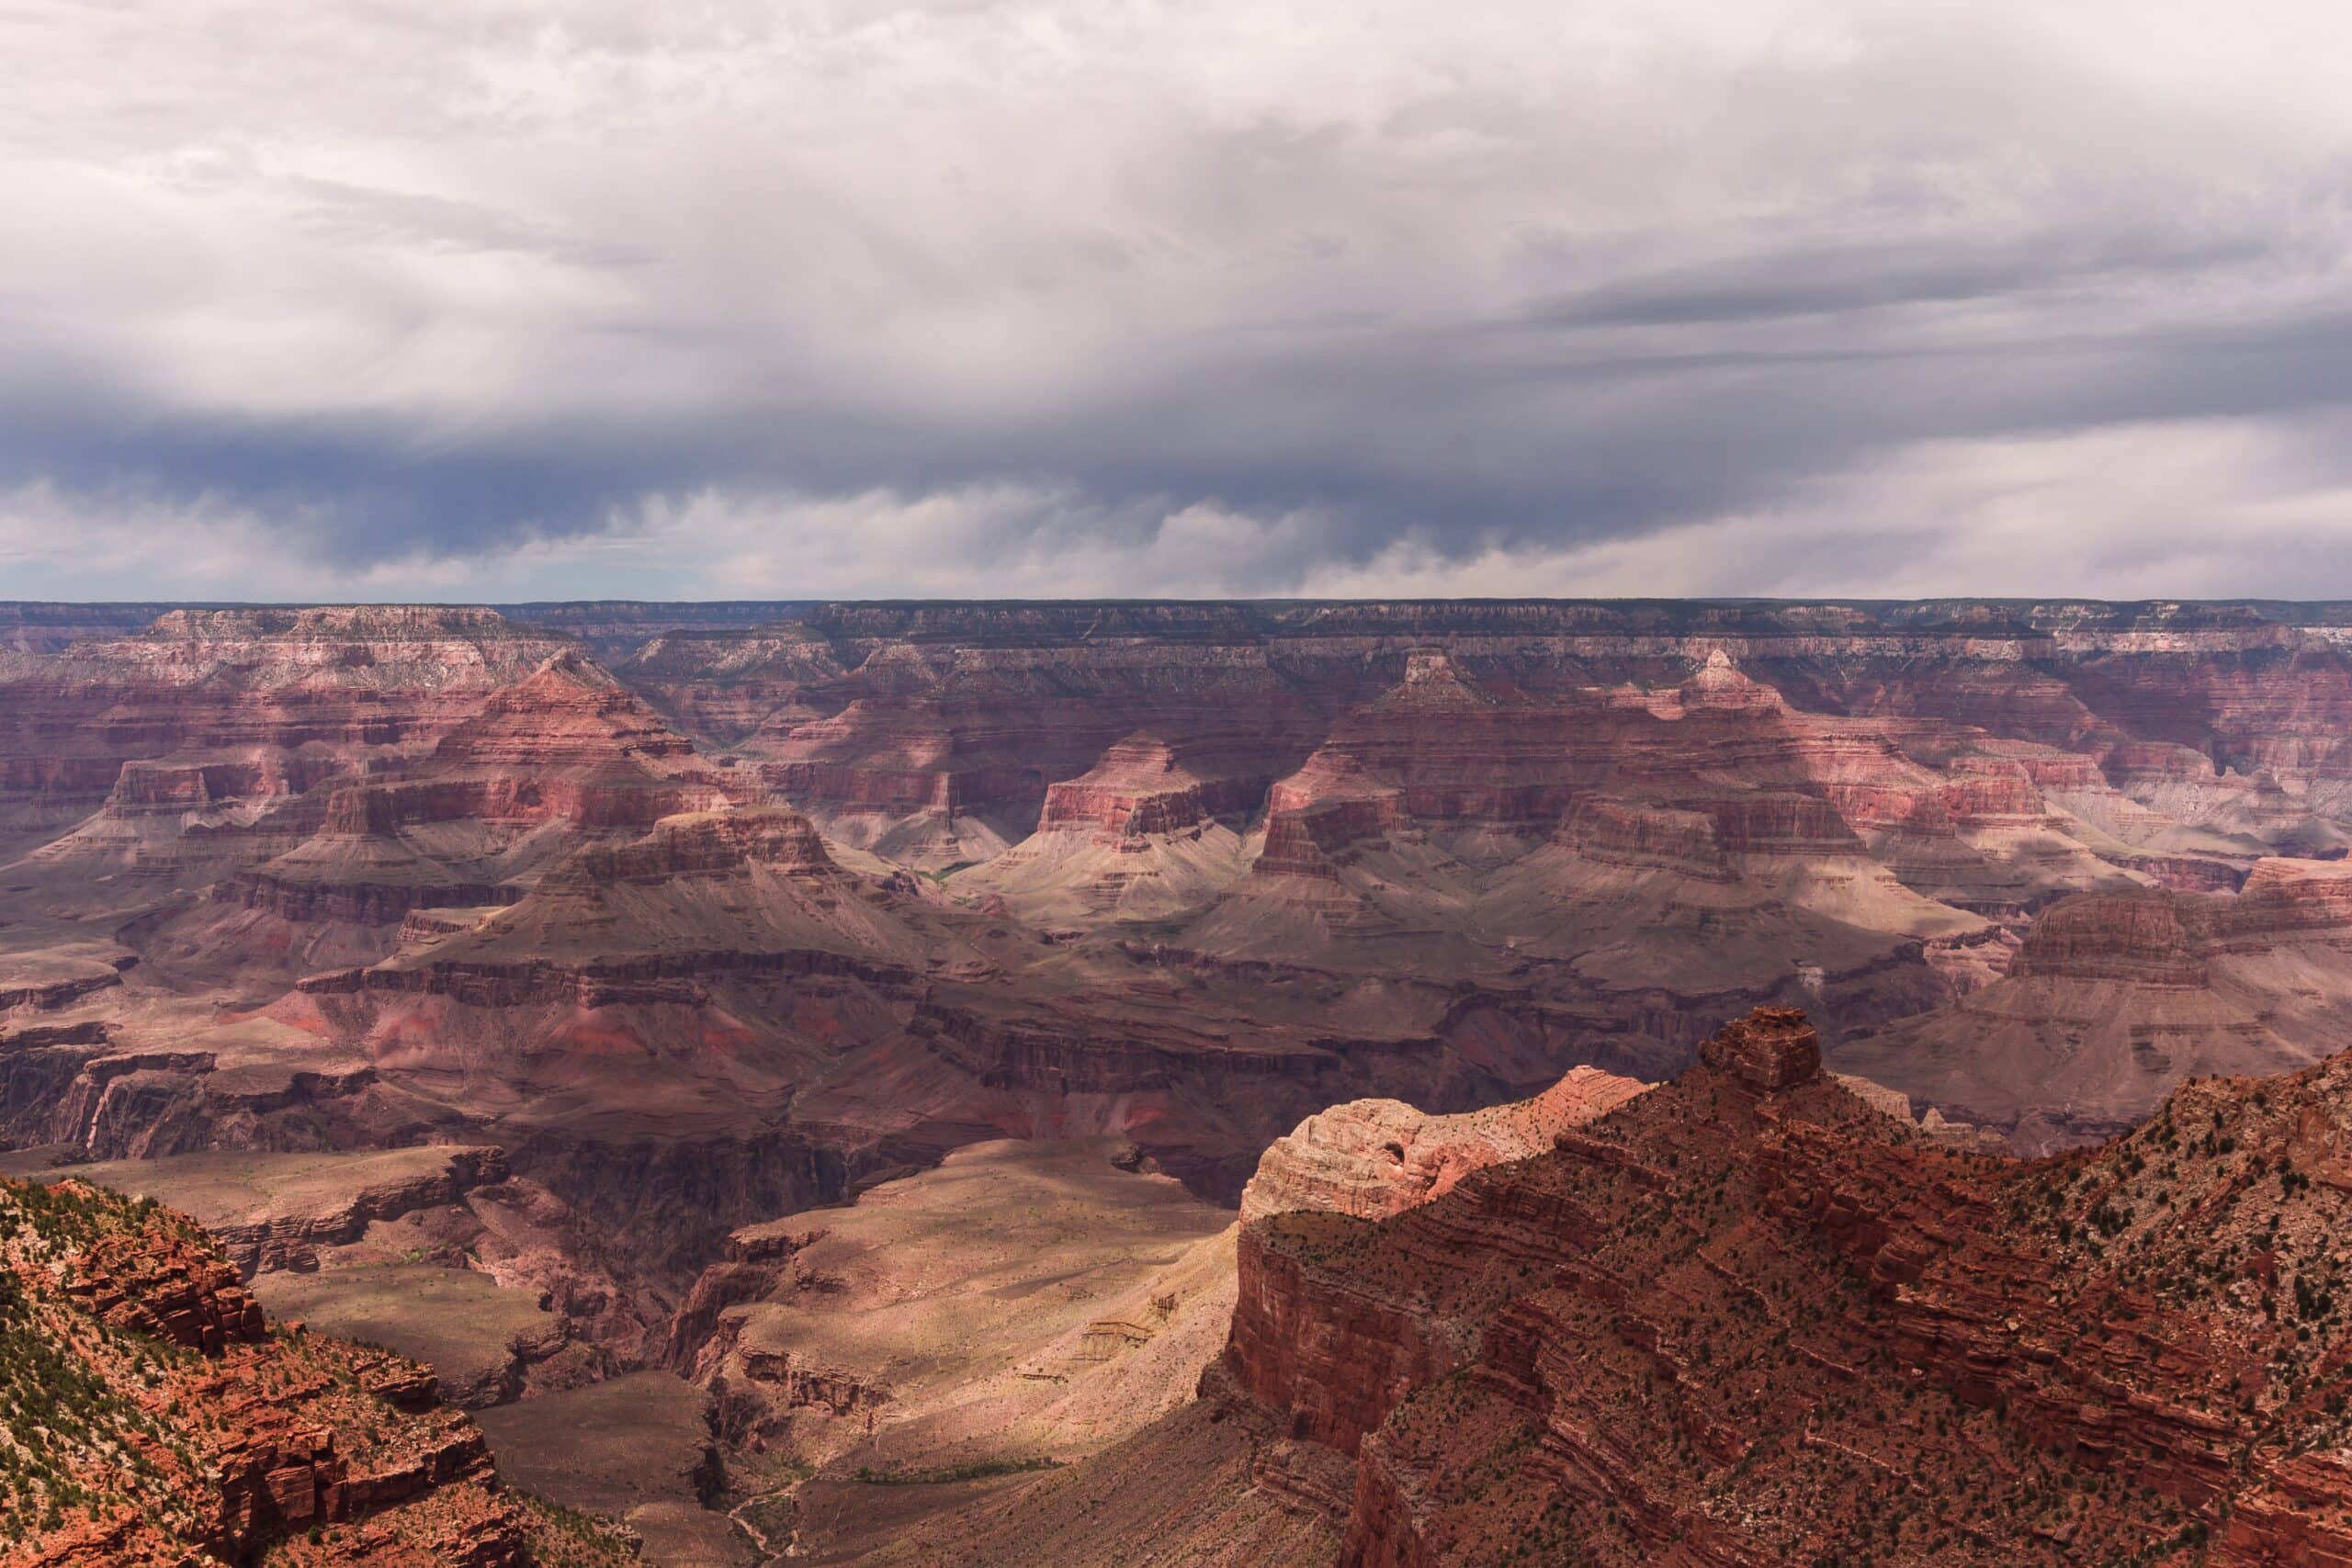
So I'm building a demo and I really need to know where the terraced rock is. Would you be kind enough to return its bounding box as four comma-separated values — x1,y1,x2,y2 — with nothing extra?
0,1175,634,1567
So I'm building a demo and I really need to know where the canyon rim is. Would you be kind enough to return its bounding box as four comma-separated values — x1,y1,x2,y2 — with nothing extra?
6,598,2352,1562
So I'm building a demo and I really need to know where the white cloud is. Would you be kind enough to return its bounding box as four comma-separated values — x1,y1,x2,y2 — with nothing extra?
5,1,2352,593
1303,415,2352,600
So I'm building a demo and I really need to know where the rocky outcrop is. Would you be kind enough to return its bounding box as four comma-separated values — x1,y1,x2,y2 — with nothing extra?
2007,890,2211,985
59,1192,270,1352
545,804,835,885
1695,789,1864,855
1677,646,1782,712
0,958,128,1013
1694,1003,1822,1093
1216,1007,2352,1564
1552,795,1734,881
1251,790,1408,877
203,1146,512,1277
435,650,701,764
1035,734,1267,839
2223,857,2352,941
189,663,752,940
0,1176,633,1566
1839,860,2352,1145
663,1222,827,1371
1238,1064,1647,1224
699,1319,889,1438
106,754,329,812
214,783,526,924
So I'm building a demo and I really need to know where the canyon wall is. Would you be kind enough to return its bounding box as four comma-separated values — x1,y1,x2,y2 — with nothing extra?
1218,1007,2352,1565
12,600,2352,1560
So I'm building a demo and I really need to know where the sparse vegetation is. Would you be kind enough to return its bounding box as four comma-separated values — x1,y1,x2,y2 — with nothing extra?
851,1455,1061,1485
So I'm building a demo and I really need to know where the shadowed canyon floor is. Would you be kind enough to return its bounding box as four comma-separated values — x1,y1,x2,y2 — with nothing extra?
17,599,2352,1559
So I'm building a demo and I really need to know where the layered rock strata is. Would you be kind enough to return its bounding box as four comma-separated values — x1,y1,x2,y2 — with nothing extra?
0,1175,634,1566
1838,859,2352,1146
1238,1064,1648,1224
1218,1006,2352,1564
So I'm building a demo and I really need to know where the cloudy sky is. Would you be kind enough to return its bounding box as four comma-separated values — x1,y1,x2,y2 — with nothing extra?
5,0,2352,601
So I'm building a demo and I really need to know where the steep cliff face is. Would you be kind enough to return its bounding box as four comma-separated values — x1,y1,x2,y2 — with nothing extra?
0,1175,633,1567
1219,1006,2352,1566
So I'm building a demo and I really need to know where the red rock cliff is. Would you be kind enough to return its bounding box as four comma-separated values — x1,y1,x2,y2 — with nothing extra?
0,1176,634,1567
1220,1006,2352,1565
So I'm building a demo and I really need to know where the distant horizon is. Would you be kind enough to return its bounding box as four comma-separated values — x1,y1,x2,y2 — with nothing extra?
17,593,2352,611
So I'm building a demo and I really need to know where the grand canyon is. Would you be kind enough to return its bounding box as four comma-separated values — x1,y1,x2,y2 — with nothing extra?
11,596,2352,1564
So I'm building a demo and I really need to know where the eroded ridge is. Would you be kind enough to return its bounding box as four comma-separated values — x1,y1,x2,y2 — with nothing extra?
0,1175,634,1566
1223,1006,2352,1565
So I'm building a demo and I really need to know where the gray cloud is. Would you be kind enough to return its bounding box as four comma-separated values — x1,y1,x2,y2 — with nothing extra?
4,0,2352,598
1524,229,2273,329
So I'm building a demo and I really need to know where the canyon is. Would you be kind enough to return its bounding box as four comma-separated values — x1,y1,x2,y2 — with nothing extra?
13,596,2352,1561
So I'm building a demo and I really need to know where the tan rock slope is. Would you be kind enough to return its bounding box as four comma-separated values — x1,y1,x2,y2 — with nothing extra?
655,1138,1237,1560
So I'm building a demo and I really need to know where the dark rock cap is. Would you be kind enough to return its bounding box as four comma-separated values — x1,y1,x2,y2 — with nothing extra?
1698,1005,1822,1095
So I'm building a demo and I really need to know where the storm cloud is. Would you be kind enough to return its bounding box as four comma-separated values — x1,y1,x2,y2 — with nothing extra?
4,0,2352,598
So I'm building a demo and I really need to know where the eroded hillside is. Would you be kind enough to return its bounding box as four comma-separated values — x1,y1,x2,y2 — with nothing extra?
13,598,2352,1559
0,1173,633,1567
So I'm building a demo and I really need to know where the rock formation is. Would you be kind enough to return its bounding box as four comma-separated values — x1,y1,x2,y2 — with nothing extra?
1695,1002,1823,1092
1839,859,2352,1148
0,605,576,838
1238,1064,1647,1224
1211,1005,2352,1564
14,598,2352,1558
0,1174,633,1566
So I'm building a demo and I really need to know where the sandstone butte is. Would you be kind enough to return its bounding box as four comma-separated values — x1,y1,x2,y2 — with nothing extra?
0,1175,635,1568
1205,1006,2352,1566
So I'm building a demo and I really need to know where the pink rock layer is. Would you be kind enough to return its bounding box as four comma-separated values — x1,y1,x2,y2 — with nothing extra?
1239,1065,1649,1225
